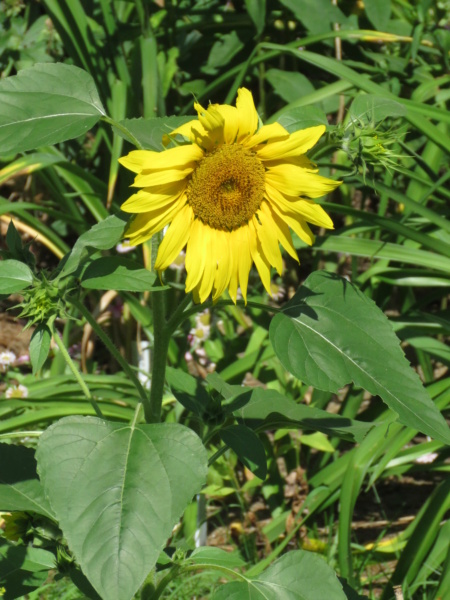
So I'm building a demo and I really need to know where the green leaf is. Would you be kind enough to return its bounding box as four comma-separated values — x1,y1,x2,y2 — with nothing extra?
0,63,105,154
277,106,328,132
0,259,33,294
211,550,348,599
220,425,267,480
244,0,266,36
187,547,245,569
234,388,372,443
348,94,406,124
166,367,213,417
270,271,450,444
115,116,193,151
364,0,391,31
0,443,54,517
266,69,315,104
0,539,55,600
279,0,350,34
29,324,51,375
36,416,208,600
60,213,127,277
81,257,157,291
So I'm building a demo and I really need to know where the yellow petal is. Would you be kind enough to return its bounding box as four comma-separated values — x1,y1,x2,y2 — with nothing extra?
124,198,185,246
171,119,207,141
121,182,185,213
236,88,259,143
118,150,158,173
266,163,340,198
235,226,252,303
133,167,193,188
185,219,208,292
270,202,315,246
252,212,283,275
245,122,289,149
142,144,204,171
154,204,194,270
214,104,239,145
249,221,272,295
257,125,326,160
198,226,216,303
212,230,232,302
265,183,334,229
260,201,298,261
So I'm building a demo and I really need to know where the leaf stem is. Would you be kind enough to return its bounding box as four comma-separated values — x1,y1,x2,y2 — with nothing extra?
49,321,104,419
101,115,143,150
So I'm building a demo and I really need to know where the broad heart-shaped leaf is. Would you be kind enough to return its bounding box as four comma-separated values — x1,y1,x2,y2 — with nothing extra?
81,256,157,291
0,63,105,155
220,425,267,480
270,271,450,445
29,324,51,375
36,417,208,600
0,259,33,294
211,550,348,599
233,388,372,443
0,444,54,518
115,116,193,151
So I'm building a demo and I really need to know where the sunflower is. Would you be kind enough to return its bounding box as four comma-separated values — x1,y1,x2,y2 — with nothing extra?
119,88,340,303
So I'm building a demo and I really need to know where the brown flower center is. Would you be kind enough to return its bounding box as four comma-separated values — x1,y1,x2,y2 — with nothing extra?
187,144,265,230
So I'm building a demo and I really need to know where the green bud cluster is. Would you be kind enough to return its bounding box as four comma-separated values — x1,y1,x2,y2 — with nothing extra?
16,272,69,329
335,118,406,179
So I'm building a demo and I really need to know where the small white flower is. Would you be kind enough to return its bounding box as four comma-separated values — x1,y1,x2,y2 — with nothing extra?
5,384,29,399
415,452,438,464
189,310,211,345
116,240,136,254
0,350,16,368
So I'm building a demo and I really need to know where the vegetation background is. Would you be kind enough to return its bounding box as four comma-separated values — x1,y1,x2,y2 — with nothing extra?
0,0,449,599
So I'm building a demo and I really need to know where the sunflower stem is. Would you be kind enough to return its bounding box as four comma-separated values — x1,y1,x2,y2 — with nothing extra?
147,282,169,423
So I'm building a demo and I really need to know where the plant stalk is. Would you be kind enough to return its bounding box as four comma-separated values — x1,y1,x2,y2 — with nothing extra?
49,321,104,418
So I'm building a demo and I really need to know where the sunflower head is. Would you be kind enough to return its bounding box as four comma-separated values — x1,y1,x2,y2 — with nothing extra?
119,88,340,303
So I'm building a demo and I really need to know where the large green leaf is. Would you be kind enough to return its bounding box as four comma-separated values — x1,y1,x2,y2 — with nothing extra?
270,272,450,444
0,259,33,294
0,444,54,518
81,257,157,291
211,550,348,599
36,416,208,600
0,63,105,154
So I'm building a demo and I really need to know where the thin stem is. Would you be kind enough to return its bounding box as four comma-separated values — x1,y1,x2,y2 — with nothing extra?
208,444,228,467
69,296,149,405
49,321,104,419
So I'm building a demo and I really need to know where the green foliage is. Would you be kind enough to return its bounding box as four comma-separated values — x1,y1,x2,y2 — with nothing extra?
0,0,448,599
